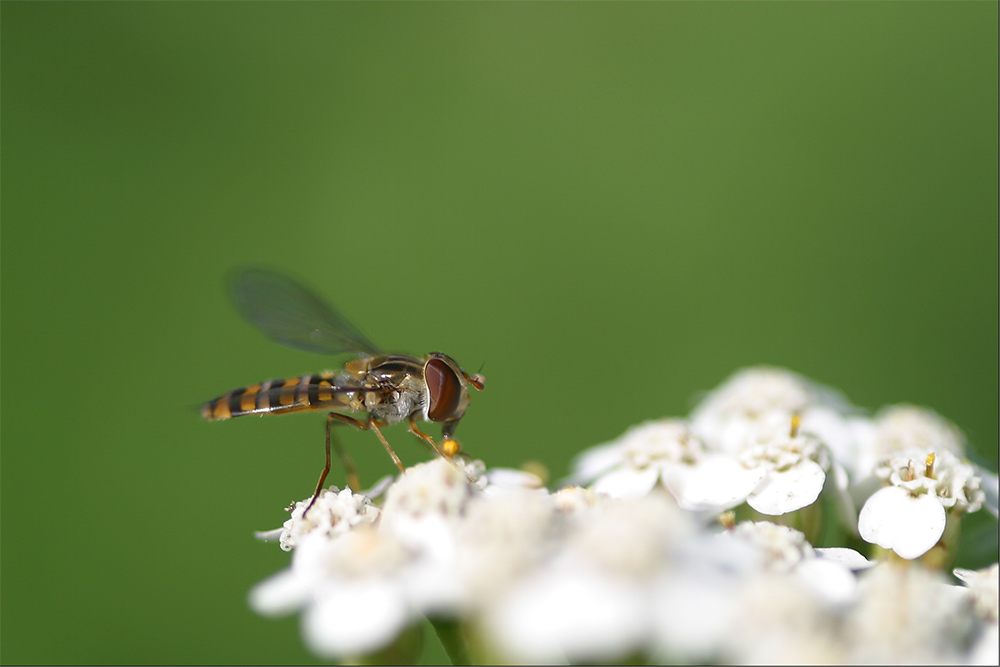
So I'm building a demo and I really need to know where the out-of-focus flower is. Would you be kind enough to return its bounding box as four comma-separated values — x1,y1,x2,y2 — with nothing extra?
689,366,858,462
845,562,979,664
449,488,556,611
722,521,868,606
850,405,968,500
484,561,649,664
250,460,482,659
569,419,765,512
955,564,1000,666
865,404,966,459
724,572,847,664
481,493,694,664
250,525,419,658
955,563,999,622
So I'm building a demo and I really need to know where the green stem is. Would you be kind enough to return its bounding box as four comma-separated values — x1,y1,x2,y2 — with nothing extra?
430,617,472,666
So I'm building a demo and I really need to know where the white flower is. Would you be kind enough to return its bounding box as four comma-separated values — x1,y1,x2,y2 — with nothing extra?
723,572,846,664
376,458,483,614
477,465,548,497
735,415,831,515
251,459,487,658
570,419,765,512
870,404,966,456
722,521,867,606
813,546,876,571
240,367,997,665
852,405,968,497
955,565,999,667
954,563,999,622
685,367,860,517
979,465,999,518
564,493,695,578
550,484,603,514
301,578,410,659
845,562,979,664
691,367,816,426
484,562,649,664
859,486,946,560
689,366,855,458
448,489,557,612
859,449,986,559
250,526,420,658
648,569,738,662
969,624,1000,666
380,458,477,529
272,486,381,552
481,494,689,663
724,520,815,573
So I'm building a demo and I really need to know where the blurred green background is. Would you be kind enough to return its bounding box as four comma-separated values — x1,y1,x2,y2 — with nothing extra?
2,2,997,664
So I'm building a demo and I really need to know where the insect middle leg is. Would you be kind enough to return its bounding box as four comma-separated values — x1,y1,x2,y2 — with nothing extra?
313,412,407,495
365,418,407,474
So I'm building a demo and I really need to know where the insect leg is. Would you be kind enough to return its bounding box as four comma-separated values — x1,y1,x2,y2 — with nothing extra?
407,415,475,483
304,412,364,518
367,418,407,473
324,412,371,492
407,414,450,458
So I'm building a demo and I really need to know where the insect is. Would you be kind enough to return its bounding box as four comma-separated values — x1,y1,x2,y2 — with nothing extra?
201,268,485,515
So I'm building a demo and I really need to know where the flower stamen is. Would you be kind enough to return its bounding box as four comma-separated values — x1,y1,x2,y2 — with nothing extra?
789,414,801,438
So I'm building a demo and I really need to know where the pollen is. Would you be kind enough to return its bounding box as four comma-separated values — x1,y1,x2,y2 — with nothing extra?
443,438,462,458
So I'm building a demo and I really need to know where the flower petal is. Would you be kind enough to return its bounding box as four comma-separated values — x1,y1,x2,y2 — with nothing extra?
828,463,858,534
975,464,998,518
248,570,312,617
814,547,874,571
591,466,660,499
254,527,284,542
748,460,826,515
661,456,765,512
568,441,626,485
486,566,648,663
858,486,946,559
796,558,858,606
302,580,410,658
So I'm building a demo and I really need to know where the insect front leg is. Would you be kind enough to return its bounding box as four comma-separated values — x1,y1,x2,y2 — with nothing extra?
407,414,449,459
407,414,476,484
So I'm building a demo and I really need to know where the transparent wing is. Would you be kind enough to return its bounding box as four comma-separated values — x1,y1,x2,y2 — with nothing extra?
230,268,380,356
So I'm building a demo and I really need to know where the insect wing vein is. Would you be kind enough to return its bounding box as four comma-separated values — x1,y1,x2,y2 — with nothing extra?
231,268,380,356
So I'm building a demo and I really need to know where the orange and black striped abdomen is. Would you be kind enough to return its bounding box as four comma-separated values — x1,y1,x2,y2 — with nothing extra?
201,372,360,421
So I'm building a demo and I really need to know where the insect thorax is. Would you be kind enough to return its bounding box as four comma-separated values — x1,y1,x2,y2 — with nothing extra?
361,355,427,424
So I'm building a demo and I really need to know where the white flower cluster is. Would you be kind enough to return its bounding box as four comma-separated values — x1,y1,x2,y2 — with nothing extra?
246,367,999,664
576,367,996,558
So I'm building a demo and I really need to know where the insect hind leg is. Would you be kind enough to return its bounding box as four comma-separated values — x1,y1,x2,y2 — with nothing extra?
304,412,364,517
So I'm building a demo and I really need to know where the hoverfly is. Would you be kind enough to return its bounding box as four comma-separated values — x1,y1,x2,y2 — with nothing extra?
201,268,485,515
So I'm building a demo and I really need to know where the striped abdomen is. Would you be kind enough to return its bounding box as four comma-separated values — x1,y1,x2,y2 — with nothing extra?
202,372,362,421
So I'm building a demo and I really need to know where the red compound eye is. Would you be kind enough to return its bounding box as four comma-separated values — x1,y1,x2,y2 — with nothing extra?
425,357,462,422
